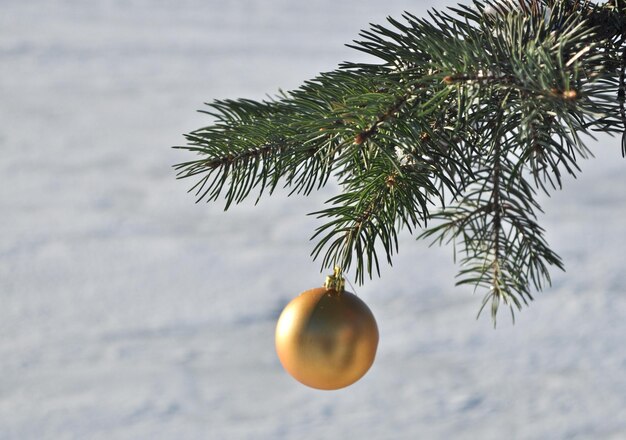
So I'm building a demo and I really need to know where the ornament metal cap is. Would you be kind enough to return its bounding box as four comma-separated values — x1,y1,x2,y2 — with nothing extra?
324,266,345,293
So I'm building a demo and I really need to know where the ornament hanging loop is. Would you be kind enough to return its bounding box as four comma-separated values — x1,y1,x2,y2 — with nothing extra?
324,266,346,293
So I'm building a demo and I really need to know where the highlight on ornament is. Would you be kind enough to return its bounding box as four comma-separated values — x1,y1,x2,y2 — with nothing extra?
275,267,379,390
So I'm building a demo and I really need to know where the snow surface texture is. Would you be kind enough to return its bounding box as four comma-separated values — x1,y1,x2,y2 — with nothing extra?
1,1,626,439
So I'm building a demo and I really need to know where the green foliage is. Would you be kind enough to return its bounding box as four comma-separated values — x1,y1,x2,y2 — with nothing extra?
174,0,626,322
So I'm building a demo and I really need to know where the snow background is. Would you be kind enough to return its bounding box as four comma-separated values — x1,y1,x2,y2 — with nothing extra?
1,1,626,439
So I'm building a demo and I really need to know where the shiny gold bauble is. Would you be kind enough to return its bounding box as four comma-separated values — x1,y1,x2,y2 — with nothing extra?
275,286,379,390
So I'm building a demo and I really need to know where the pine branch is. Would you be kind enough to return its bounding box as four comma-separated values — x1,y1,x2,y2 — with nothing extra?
420,111,565,323
310,152,440,284
175,0,626,322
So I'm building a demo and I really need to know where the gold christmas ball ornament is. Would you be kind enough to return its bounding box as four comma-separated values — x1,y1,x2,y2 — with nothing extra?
275,267,379,390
